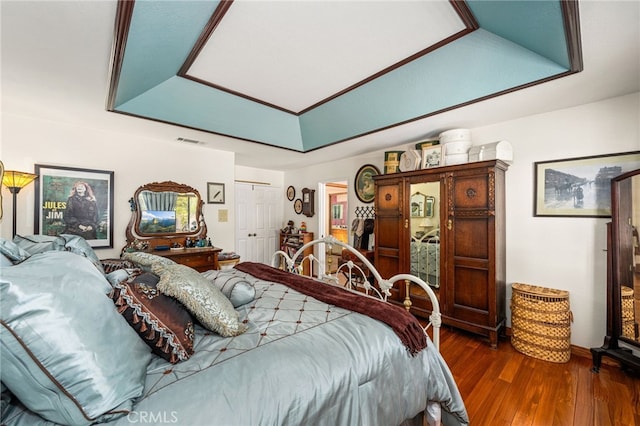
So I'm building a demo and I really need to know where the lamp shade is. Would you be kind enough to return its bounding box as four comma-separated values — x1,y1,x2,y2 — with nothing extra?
2,170,38,192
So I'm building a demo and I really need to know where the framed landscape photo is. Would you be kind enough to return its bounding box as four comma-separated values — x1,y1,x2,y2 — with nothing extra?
534,151,640,217
34,164,114,248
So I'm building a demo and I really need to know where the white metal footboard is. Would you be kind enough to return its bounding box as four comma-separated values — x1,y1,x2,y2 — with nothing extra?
272,235,442,350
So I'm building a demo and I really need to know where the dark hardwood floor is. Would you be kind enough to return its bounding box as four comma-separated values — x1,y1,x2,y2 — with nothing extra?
437,327,640,425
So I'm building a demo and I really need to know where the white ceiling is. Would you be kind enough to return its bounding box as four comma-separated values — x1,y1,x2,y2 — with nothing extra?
1,1,639,171
189,0,464,113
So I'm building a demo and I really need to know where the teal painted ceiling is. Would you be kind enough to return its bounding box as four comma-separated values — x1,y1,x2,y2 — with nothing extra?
108,0,581,153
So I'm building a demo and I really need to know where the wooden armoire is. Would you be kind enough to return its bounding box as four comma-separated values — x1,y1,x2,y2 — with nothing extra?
374,159,508,348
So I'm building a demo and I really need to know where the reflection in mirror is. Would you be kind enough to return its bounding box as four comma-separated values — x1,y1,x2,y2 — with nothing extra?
410,182,440,289
411,192,427,217
619,173,639,343
137,190,199,234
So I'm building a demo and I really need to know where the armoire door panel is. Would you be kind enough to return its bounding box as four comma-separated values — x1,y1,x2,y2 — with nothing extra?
376,217,403,248
452,218,490,259
376,181,402,212
453,176,489,209
453,267,489,311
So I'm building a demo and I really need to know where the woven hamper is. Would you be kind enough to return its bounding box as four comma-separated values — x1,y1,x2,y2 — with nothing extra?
621,286,636,339
511,283,572,363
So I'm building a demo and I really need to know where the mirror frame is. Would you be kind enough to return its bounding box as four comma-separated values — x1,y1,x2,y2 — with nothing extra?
410,192,427,217
125,181,207,250
611,168,639,348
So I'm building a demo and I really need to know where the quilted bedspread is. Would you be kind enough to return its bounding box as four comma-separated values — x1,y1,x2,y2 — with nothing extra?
5,267,468,426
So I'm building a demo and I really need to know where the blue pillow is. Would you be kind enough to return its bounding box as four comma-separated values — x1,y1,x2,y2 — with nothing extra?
201,270,256,307
0,251,152,425
60,234,105,274
12,234,66,255
0,238,30,264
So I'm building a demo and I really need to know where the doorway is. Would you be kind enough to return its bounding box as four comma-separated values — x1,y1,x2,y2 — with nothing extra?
318,180,348,273
235,182,282,264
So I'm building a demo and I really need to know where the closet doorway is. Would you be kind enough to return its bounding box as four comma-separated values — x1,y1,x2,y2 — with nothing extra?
235,182,282,264
321,180,348,273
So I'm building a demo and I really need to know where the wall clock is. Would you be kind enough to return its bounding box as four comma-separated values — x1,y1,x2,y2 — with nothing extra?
294,198,303,214
286,185,295,201
302,188,315,217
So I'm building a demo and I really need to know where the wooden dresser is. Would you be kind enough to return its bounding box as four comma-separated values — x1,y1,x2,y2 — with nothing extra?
150,247,221,272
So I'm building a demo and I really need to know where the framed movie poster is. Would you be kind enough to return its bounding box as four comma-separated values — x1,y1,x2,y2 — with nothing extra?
34,164,114,248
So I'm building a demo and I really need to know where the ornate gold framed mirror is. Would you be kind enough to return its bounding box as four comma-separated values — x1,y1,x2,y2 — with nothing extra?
124,181,207,251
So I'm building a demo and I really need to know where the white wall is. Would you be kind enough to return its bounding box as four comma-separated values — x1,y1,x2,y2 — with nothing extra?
1,112,238,258
3,89,638,349
283,92,640,349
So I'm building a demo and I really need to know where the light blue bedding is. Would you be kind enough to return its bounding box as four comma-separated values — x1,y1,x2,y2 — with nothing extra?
3,268,468,425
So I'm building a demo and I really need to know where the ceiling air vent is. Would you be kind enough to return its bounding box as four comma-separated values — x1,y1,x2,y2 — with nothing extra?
176,137,203,145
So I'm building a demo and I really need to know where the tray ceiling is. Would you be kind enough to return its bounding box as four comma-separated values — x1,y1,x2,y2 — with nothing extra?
108,0,581,153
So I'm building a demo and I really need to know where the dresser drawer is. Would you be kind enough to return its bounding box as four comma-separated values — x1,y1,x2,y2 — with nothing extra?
177,253,215,269
154,248,221,272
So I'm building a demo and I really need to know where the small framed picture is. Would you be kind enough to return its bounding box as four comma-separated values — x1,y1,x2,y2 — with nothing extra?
207,182,225,204
421,146,442,169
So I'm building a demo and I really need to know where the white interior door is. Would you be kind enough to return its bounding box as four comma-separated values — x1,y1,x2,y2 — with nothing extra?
235,183,281,264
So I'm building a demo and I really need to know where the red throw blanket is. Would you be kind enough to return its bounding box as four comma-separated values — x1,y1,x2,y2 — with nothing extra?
234,262,427,355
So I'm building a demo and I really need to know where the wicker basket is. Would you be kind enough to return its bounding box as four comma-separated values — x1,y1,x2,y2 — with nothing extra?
621,286,636,339
511,283,572,363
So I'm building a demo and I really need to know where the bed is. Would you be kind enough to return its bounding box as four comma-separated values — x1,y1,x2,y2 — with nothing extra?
0,234,468,426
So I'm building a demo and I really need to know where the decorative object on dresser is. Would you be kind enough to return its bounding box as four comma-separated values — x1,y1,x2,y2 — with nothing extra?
591,167,640,374
354,164,380,203
374,159,509,348
34,164,114,248
124,181,221,271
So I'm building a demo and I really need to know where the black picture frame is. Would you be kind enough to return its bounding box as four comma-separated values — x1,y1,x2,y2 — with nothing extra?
286,185,295,201
534,151,640,217
354,164,380,203
34,164,114,248
207,182,225,204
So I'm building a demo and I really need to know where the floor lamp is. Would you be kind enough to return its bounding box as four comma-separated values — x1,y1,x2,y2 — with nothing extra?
2,170,38,238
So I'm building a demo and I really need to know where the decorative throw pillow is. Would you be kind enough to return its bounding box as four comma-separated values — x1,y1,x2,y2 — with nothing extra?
111,271,195,363
201,270,256,307
60,234,105,274
12,234,66,255
123,251,176,272
101,258,137,274
0,251,152,425
0,238,31,264
105,268,141,288
153,263,247,337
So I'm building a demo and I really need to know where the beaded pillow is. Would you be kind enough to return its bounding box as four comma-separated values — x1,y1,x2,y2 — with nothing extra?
122,251,176,272
153,263,246,337
111,271,194,363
